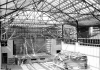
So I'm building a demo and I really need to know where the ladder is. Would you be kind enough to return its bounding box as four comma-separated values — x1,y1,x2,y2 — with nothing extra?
46,39,51,54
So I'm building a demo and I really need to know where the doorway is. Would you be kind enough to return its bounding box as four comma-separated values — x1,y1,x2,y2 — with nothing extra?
56,50,61,53
2,53,8,64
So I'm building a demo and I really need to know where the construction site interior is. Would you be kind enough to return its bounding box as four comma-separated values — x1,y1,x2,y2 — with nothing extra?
0,0,100,70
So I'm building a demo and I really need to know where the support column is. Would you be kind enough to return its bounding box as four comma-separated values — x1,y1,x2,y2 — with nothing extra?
0,20,1,69
99,47,100,70
0,42,1,69
62,24,64,38
75,20,79,52
76,20,78,42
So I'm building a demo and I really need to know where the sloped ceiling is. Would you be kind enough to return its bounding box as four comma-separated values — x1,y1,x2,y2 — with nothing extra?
1,0,100,27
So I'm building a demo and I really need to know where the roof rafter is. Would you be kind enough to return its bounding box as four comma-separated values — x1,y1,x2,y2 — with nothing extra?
0,0,16,6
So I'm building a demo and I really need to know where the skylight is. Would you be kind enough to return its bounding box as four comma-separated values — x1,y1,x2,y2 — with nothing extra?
0,0,100,27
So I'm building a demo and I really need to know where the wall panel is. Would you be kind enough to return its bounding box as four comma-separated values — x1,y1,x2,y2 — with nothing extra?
62,42,100,70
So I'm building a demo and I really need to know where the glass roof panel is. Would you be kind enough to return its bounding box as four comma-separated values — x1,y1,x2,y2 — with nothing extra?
37,2,45,10
42,5,52,11
74,2,85,10
15,0,32,8
1,2,15,8
80,7,94,14
94,11,100,15
86,0,97,4
63,7,75,13
1,0,100,26
0,0,6,4
40,2,49,10
0,0,13,5
58,0,71,8
94,4,100,9
69,14,77,17
50,0,60,6
65,0,79,8
46,0,53,3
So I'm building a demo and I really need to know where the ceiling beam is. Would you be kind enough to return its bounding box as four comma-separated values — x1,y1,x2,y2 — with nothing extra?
0,9,19,19
0,1,38,19
0,0,16,6
45,1,76,21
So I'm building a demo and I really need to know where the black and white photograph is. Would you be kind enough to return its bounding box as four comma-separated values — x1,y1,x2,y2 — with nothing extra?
0,0,100,70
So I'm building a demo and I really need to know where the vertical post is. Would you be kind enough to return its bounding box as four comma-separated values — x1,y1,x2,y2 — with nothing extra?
33,35,36,55
75,20,79,52
62,24,64,39
0,21,1,70
31,37,35,55
76,20,78,42
61,24,64,51
99,47,100,70
0,21,2,41
0,0,1,41
0,3,1,68
0,43,1,70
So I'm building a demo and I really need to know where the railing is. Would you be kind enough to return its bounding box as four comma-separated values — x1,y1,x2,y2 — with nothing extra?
78,38,100,47
63,39,76,44
63,38,100,47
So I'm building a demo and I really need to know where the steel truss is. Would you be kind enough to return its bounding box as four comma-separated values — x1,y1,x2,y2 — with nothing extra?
0,0,100,40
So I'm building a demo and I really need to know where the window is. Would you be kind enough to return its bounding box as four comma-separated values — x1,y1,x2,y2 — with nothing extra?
2,53,7,64
56,50,61,53
1,40,7,46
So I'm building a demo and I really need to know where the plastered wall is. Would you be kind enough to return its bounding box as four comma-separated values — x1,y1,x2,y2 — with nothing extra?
51,39,62,55
1,40,13,58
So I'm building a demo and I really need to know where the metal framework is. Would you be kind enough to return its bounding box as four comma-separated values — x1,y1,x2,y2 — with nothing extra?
0,0,100,24
0,0,100,40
